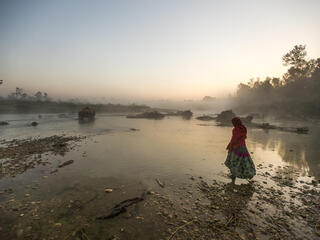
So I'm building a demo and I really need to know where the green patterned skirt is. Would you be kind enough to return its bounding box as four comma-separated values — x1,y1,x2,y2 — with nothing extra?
225,146,256,179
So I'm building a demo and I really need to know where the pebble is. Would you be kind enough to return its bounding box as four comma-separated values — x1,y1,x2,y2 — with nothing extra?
54,223,62,227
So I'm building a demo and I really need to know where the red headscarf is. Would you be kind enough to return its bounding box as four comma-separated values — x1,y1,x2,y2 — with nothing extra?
232,117,242,127
227,117,247,149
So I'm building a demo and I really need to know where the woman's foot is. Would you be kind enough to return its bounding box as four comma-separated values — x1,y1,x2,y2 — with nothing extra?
231,175,236,184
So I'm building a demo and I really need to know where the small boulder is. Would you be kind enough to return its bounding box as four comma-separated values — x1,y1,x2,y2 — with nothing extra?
31,122,38,126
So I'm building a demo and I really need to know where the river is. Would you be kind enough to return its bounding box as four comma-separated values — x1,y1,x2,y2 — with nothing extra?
0,113,319,239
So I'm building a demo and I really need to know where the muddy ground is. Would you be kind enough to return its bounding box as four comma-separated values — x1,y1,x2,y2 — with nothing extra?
0,135,319,240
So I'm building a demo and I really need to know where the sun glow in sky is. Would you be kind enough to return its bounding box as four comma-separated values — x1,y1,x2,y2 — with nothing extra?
1,0,320,101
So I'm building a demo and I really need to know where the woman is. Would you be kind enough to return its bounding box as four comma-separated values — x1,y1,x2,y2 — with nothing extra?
225,117,256,183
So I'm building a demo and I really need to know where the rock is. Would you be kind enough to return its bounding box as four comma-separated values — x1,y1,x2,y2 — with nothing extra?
78,107,95,121
196,115,216,121
127,111,165,120
105,188,113,193
215,110,236,124
31,122,38,126
54,223,62,228
167,110,193,119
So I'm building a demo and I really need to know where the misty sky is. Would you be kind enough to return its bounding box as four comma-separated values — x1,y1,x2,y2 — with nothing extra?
1,0,320,101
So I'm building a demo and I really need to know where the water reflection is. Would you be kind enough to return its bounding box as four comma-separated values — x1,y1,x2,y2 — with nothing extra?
248,126,320,179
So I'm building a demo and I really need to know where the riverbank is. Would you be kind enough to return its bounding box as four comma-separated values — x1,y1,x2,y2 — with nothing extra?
0,99,150,114
0,135,84,179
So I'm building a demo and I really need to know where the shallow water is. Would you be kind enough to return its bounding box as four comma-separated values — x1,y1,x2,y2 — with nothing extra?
0,114,319,239
1,113,319,181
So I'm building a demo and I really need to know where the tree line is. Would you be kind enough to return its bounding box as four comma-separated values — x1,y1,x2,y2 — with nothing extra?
234,45,320,118
0,86,50,102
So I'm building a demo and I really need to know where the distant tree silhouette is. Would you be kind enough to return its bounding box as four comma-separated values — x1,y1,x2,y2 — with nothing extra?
234,45,320,118
34,91,43,101
6,88,51,102
43,92,50,101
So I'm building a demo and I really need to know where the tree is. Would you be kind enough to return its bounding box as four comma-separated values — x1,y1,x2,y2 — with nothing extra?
236,83,251,98
282,45,307,69
15,87,24,99
43,92,50,101
34,91,43,101
282,45,318,82
270,77,281,88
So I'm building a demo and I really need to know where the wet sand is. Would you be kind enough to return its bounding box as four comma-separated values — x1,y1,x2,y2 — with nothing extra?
0,114,319,239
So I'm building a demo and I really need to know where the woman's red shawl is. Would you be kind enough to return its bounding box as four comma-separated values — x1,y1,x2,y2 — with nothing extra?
227,125,247,150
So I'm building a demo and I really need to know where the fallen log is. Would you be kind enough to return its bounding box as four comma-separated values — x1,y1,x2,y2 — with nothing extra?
58,160,74,168
96,191,147,220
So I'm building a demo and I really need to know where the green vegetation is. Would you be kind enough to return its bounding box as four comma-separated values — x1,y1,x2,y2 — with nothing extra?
234,45,320,119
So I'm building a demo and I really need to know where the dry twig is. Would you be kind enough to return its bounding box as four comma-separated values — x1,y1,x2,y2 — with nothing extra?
168,219,195,240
